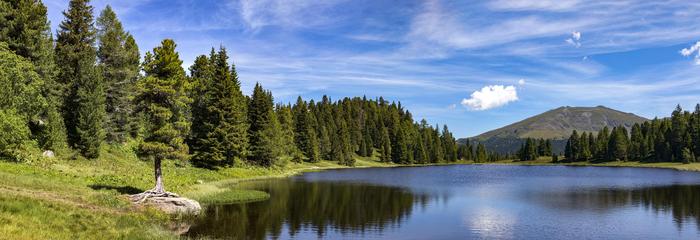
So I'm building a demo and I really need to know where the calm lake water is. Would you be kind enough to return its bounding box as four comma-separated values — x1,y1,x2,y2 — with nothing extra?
186,165,700,239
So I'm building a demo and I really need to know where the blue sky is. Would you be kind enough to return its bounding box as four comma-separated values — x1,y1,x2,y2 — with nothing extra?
44,0,700,137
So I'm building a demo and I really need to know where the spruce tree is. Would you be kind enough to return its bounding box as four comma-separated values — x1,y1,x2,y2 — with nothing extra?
188,54,213,149
55,0,104,158
134,39,190,194
248,83,283,167
692,104,700,158
476,143,487,163
629,123,643,160
595,127,610,160
671,105,687,161
190,47,248,167
293,97,320,162
579,133,591,161
97,5,139,143
567,130,579,161
441,125,457,161
276,104,300,159
379,125,392,162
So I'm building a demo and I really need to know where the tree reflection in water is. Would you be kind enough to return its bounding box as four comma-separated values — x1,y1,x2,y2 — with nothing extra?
187,179,440,239
535,185,700,230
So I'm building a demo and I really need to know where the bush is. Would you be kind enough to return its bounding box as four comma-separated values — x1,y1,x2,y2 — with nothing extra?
0,109,39,162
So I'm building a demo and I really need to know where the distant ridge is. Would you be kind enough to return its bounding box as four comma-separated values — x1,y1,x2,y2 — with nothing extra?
460,106,649,154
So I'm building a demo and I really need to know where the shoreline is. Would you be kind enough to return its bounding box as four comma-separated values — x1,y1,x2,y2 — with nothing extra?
186,159,700,205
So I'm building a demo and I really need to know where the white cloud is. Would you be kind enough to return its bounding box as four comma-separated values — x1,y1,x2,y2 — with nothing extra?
680,41,700,65
408,1,594,51
461,85,518,110
518,79,525,85
566,31,582,48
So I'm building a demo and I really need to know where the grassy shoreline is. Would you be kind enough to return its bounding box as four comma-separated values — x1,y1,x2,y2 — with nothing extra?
479,158,700,172
3,143,700,239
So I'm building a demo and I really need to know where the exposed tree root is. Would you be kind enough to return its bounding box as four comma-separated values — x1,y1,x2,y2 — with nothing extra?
129,189,180,204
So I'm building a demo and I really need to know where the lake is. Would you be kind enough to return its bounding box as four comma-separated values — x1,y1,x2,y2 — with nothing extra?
186,165,700,239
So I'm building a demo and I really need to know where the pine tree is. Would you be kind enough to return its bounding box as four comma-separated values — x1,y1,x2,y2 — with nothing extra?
134,39,190,194
692,104,700,159
276,104,300,159
0,0,66,150
441,125,457,162
293,97,320,162
671,105,687,161
564,139,572,162
579,133,591,161
188,54,213,150
476,143,487,163
379,125,392,162
97,5,138,143
566,130,579,161
595,127,610,160
629,123,643,161
55,0,104,158
248,83,283,167
190,47,248,167
608,127,628,161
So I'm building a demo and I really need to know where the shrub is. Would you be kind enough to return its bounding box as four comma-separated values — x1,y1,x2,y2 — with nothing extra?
0,109,39,162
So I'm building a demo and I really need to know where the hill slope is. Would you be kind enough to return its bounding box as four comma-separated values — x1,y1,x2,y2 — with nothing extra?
461,106,649,154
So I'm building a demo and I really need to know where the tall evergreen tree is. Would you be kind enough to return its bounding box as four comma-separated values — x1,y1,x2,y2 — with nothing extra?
476,143,487,163
671,105,687,161
441,125,457,162
692,104,700,159
379,125,392,162
276,104,300,159
96,5,139,143
134,39,190,194
55,0,104,158
293,97,320,162
248,83,283,167
190,47,248,167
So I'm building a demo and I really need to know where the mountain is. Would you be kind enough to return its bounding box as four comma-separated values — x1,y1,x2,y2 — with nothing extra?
460,106,649,154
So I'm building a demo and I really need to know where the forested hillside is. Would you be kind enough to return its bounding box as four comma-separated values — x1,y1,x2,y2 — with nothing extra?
463,106,649,154
560,105,700,163
0,0,503,178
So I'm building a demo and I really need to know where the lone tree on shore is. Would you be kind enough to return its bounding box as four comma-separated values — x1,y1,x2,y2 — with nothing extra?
132,39,190,198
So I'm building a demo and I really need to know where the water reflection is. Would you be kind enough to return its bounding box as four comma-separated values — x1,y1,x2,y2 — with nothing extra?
186,166,700,239
187,180,440,239
536,185,700,229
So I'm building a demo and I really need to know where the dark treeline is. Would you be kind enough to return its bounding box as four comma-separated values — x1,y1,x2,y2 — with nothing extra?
561,104,700,163
0,0,502,170
516,138,552,161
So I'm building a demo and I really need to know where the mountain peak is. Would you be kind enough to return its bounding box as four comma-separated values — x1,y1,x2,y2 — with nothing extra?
462,106,649,154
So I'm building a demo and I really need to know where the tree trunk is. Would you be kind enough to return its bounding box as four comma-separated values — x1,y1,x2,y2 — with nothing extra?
153,157,165,193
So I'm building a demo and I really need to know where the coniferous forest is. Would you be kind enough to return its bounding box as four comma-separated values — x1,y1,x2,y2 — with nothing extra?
0,0,502,179
559,104,700,163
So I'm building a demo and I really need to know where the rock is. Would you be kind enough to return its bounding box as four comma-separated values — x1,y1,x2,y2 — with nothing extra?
42,150,55,158
141,196,202,215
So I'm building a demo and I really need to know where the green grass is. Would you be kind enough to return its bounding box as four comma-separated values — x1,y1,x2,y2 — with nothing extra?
0,141,401,239
483,157,700,172
194,189,270,205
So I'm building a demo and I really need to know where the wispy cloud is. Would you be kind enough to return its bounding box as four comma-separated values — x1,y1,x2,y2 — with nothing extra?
235,0,346,31
487,0,581,11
